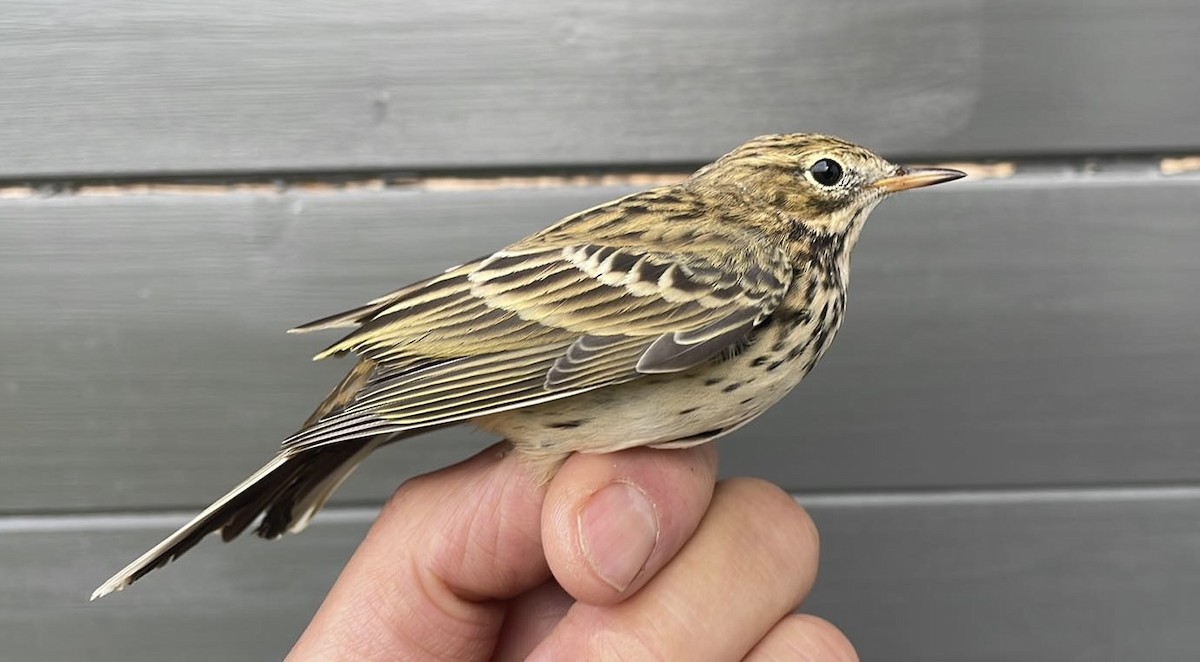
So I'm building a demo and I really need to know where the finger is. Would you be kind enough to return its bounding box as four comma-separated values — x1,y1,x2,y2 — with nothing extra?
745,615,859,662
493,443,720,657
529,478,819,661
490,580,573,662
541,443,718,604
288,443,552,662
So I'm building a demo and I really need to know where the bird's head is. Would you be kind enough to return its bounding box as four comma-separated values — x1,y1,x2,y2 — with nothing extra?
690,133,965,245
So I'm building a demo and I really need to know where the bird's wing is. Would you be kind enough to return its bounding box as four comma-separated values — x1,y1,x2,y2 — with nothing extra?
281,191,792,453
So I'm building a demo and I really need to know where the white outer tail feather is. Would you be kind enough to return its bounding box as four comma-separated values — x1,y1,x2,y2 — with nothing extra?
90,454,292,601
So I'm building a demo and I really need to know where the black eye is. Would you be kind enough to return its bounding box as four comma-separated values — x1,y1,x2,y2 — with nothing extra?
809,158,843,186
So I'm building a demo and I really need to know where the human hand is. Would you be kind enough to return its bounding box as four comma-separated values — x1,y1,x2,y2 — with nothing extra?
288,443,856,661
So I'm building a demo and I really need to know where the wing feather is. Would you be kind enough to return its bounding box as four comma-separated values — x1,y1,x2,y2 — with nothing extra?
636,307,761,373
281,186,793,453
290,260,486,334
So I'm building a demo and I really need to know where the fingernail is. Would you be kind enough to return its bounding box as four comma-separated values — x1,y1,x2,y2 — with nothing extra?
579,481,659,592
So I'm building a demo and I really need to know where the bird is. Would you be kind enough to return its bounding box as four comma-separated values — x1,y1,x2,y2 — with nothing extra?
92,133,965,600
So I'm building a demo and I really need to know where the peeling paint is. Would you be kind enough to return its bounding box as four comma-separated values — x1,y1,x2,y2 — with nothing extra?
930,161,1017,180
290,179,387,194
77,183,278,197
0,186,37,199
417,172,687,191
0,179,386,200
1160,156,1200,176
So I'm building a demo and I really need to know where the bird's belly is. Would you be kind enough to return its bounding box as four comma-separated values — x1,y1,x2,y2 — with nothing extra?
476,310,842,460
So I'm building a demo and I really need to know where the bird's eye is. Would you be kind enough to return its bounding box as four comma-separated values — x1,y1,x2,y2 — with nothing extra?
809,158,844,187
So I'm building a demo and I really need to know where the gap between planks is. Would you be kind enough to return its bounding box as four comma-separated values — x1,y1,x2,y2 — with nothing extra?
2,154,1199,200
5,483,1200,534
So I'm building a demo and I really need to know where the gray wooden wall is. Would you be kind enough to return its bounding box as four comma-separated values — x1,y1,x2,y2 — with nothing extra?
3,2,1199,660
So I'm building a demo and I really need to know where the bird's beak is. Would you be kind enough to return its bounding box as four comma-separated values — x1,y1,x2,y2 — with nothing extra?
873,166,967,193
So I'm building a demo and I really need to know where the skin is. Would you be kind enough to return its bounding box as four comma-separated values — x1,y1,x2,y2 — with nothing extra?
289,444,858,661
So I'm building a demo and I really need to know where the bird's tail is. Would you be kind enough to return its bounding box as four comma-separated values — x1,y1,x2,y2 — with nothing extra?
90,437,382,600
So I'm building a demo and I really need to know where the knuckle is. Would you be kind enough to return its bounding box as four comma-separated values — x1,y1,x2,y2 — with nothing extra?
772,615,859,662
715,478,820,602
590,627,673,662
551,615,674,662
383,471,444,523
386,473,428,509
720,477,820,552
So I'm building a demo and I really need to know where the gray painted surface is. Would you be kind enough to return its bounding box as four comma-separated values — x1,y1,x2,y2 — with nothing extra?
3,0,1200,177
804,489,1200,662
2,2,1199,658
3,175,1199,512
6,490,1200,661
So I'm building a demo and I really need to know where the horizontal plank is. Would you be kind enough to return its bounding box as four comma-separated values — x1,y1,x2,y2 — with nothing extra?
3,174,1199,512
7,489,1200,660
804,489,1200,661
2,0,1199,177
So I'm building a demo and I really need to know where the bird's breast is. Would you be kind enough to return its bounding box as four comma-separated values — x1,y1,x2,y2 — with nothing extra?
743,270,847,391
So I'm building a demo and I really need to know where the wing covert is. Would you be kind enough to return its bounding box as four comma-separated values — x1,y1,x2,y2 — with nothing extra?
279,188,793,453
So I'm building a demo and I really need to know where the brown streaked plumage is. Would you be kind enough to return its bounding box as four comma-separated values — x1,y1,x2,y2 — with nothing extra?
92,134,964,599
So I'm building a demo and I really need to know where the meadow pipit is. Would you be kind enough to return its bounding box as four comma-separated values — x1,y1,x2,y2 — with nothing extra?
93,133,964,599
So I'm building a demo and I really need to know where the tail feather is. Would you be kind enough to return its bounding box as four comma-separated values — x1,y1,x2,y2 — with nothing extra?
216,459,311,543
257,438,380,538
91,439,378,600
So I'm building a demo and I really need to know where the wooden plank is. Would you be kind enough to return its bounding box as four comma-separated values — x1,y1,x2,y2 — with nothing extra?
803,489,1200,661
6,489,1200,661
2,173,1199,513
0,511,358,661
2,0,1199,177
